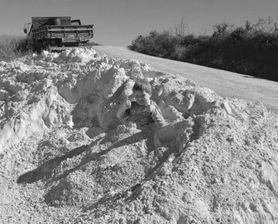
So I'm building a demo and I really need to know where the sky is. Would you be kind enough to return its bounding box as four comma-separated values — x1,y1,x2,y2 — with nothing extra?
1,0,278,46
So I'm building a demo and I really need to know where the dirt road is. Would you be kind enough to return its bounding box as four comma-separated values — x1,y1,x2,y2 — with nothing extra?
94,46,278,113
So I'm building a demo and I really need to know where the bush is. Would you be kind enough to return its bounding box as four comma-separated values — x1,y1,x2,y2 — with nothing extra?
0,35,31,61
129,18,278,81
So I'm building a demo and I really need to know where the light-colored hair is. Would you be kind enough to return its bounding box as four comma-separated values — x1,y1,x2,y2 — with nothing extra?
132,78,152,95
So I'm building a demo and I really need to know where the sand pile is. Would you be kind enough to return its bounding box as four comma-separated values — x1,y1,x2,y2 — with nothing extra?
0,47,277,224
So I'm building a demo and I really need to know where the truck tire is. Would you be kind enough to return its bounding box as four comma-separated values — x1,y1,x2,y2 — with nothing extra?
42,41,50,52
33,40,44,54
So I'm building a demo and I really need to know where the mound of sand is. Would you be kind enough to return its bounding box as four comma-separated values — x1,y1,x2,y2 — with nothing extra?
0,47,277,224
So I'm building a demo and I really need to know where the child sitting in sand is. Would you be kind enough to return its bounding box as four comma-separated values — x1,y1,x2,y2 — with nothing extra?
116,78,193,153
116,78,167,128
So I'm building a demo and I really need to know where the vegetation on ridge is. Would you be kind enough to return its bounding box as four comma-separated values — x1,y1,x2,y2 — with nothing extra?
129,17,278,81
0,35,30,61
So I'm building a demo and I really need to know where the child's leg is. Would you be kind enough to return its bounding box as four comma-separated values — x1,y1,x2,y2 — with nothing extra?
154,119,194,152
153,131,162,149
174,119,194,153
153,124,176,149
176,128,193,153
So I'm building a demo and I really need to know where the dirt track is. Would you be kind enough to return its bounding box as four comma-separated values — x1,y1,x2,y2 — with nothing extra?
93,46,278,113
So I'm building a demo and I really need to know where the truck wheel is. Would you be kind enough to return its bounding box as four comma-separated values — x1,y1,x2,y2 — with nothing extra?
33,41,43,54
38,42,43,54
43,43,50,52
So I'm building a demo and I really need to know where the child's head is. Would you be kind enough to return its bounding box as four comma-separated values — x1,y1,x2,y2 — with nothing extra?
131,79,152,105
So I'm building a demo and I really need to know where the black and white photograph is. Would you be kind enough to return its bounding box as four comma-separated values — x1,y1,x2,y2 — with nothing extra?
0,0,278,223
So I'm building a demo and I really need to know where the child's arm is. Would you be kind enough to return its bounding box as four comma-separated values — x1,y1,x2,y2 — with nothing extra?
115,79,134,121
146,101,167,128
116,99,131,120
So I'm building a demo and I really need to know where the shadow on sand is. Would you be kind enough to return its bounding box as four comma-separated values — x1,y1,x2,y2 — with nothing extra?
17,131,149,184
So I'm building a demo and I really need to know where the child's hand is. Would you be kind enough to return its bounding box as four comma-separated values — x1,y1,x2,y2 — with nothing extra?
124,99,132,108
128,93,136,102
144,104,155,113
116,100,131,119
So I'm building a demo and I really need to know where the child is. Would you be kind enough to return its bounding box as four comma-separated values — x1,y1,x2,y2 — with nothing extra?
116,78,193,153
116,78,167,129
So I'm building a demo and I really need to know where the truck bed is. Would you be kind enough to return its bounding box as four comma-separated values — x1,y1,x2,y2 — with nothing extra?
32,25,94,42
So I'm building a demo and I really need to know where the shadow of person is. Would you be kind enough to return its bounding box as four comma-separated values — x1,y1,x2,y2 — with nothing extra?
49,131,150,183
83,145,174,211
82,187,128,212
16,143,92,184
17,130,151,185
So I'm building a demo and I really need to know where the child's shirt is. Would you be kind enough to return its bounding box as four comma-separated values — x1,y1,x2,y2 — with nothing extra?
123,100,167,128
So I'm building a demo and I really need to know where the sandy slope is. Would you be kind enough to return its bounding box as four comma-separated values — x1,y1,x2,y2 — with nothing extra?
0,47,277,224
93,46,278,114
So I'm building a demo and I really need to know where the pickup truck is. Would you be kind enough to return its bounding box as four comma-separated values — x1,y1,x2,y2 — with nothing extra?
24,17,94,52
